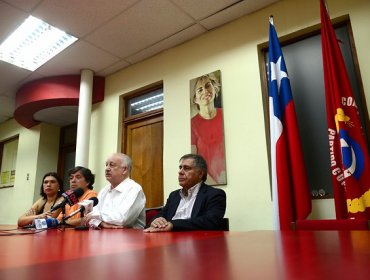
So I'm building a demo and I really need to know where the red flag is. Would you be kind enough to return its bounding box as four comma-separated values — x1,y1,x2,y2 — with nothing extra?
320,0,370,219
268,18,312,229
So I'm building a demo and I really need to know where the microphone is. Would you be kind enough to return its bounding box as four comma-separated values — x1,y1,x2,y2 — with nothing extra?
79,197,98,215
50,188,84,212
34,218,60,229
62,197,98,222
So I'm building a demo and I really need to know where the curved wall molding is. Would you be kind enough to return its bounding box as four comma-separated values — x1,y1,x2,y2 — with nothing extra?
14,75,105,128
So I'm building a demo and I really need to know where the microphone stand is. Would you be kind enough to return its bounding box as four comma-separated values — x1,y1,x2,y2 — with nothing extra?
75,209,89,231
59,205,68,229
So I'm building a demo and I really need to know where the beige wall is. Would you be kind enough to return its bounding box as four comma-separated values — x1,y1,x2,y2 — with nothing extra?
1,0,369,228
0,120,60,224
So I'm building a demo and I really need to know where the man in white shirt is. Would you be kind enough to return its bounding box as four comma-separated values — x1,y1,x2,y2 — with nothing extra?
87,153,146,229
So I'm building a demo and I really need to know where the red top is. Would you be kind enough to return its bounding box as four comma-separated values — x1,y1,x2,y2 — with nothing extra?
191,108,226,184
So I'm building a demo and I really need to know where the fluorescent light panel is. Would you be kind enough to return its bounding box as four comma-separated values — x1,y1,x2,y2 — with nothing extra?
131,93,163,113
0,16,78,71
127,89,163,116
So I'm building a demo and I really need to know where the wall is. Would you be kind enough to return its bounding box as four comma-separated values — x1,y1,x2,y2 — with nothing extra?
33,124,61,201
0,120,60,224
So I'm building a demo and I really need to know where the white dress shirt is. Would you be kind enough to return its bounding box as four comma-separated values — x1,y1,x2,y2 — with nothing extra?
88,177,146,228
172,183,201,220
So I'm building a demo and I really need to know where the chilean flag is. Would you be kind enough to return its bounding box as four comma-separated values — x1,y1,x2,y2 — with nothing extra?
268,17,311,230
320,0,370,219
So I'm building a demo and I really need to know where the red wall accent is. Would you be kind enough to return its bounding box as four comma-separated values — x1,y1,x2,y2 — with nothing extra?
14,75,105,128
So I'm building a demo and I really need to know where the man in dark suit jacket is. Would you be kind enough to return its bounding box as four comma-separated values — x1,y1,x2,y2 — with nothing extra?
144,154,226,232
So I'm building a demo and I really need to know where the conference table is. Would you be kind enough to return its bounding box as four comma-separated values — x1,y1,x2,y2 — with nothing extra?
0,226,369,280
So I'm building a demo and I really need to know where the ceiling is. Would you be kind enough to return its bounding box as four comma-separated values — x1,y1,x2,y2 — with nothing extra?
0,0,278,127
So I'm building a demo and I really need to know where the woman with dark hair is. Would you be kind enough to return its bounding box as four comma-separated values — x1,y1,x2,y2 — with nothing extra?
18,172,65,227
58,166,97,227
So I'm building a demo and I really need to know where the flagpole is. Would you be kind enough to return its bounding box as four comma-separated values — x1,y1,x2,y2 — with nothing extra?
269,15,274,25
324,0,329,15
268,15,280,230
268,14,280,230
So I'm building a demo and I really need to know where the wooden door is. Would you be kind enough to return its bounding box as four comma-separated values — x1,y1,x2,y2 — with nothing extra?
124,115,163,208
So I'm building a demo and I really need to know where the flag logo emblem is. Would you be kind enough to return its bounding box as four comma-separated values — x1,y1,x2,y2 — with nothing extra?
340,129,365,180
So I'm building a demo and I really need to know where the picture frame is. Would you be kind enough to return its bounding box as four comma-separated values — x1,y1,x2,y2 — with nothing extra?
190,70,227,185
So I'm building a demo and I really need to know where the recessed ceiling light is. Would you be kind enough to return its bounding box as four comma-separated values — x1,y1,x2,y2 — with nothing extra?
0,16,78,71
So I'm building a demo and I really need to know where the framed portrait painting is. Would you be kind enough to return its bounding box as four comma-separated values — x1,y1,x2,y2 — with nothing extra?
190,70,227,185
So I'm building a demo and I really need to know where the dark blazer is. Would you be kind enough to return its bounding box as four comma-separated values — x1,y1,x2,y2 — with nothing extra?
153,183,226,231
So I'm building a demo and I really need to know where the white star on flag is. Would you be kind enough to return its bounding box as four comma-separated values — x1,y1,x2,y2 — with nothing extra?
270,56,288,90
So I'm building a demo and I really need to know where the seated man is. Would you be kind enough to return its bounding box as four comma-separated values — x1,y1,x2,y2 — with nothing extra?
144,154,226,232
86,153,146,229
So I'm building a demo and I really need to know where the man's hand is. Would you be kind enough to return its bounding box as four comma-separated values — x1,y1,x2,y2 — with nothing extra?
143,217,173,233
100,222,124,229
84,216,124,229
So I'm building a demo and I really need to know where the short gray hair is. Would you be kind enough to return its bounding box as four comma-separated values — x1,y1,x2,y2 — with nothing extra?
114,153,132,173
180,154,208,182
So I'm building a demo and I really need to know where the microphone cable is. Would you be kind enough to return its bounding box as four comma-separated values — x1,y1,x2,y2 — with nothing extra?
0,228,48,236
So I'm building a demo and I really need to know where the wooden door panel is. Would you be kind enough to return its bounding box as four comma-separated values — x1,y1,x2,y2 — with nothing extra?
125,116,163,208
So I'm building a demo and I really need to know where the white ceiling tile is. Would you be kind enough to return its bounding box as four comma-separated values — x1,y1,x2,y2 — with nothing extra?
85,0,195,58
200,0,279,29
2,0,42,12
170,0,239,21
34,40,121,76
32,0,139,37
126,24,207,64
0,2,28,42
96,59,131,77
0,96,15,117
0,62,32,95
